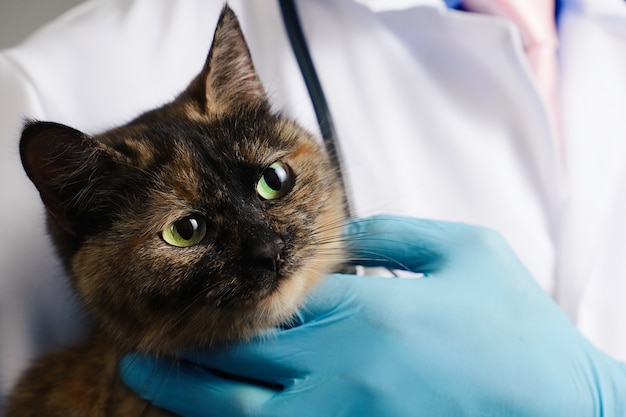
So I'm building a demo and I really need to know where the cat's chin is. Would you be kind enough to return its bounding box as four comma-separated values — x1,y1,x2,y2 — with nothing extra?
125,266,334,354
255,254,344,327
254,270,316,326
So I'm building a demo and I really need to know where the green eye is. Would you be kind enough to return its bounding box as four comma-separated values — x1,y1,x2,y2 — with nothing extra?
161,215,207,247
256,161,292,200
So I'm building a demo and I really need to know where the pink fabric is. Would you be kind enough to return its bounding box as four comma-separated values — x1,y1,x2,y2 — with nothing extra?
463,0,561,145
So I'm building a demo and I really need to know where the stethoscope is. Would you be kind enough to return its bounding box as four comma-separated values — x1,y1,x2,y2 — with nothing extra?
280,0,401,277
278,0,353,216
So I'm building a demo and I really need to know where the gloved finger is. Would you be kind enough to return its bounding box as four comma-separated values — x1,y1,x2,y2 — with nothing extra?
181,335,308,392
119,353,276,417
344,215,497,273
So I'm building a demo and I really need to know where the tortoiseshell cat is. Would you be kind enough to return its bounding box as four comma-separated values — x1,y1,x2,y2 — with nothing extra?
7,6,346,416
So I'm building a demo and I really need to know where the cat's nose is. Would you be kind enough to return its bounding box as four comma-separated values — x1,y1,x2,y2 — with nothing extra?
245,230,285,272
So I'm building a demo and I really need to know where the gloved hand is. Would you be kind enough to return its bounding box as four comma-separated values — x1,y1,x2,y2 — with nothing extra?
120,215,626,416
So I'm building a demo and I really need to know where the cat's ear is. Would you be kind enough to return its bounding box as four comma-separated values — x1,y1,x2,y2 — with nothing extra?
184,5,266,114
20,121,117,235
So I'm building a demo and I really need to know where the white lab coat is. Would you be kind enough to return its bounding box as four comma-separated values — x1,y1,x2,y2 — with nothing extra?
1,0,626,405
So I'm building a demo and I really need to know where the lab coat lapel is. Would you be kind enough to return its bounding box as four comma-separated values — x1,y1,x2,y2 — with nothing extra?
380,6,565,224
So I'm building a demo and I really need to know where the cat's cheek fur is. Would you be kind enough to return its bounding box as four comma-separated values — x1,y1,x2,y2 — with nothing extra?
262,184,347,321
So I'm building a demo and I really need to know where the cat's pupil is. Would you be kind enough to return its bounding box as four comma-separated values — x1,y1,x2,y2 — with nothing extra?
256,161,292,200
161,216,206,247
175,218,199,241
264,168,282,191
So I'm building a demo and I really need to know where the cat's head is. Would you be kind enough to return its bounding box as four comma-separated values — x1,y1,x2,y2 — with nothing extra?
19,6,346,354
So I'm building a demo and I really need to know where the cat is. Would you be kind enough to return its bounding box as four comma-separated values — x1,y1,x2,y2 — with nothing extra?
6,5,346,416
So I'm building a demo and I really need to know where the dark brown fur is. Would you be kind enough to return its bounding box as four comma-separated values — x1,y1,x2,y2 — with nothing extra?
7,6,346,416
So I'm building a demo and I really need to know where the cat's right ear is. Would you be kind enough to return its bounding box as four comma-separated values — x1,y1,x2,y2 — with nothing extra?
20,121,115,235
182,5,267,115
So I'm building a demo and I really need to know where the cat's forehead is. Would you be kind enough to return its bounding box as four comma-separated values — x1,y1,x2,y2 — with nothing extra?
99,111,324,208
103,114,283,167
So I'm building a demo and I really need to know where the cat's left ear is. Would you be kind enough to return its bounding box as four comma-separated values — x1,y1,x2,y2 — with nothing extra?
20,121,119,235
184,5,266,115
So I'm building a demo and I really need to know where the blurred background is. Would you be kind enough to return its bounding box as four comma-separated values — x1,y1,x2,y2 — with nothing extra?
0,0,84,49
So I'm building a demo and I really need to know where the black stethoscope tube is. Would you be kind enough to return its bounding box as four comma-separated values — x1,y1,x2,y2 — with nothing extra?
279,0,353,216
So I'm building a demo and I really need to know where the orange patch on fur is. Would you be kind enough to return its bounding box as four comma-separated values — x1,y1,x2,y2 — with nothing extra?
289,142,317,160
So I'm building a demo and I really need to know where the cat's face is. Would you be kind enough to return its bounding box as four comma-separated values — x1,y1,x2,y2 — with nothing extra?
19,6,346,354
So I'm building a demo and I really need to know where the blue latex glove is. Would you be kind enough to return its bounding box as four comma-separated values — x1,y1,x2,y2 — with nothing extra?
120,216,626,416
